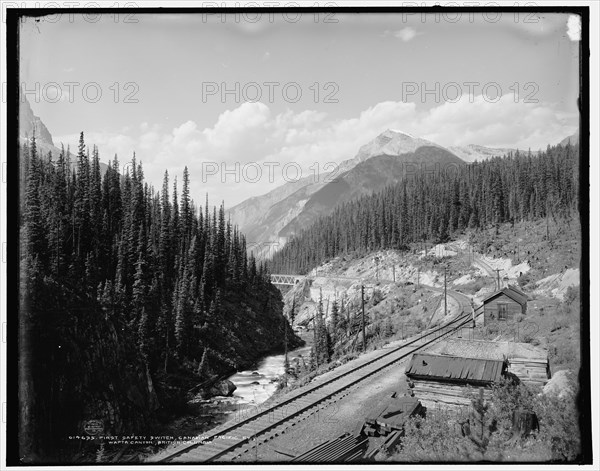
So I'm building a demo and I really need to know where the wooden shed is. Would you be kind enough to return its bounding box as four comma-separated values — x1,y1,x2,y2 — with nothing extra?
427,339,551,388
482,285,528,325
405,352,507,411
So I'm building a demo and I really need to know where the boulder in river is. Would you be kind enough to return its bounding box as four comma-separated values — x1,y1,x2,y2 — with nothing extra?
209,380,237,397
251,371,260,376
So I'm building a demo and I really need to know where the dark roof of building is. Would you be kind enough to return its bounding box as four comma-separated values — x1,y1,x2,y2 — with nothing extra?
506,284,527,298
406,353,506,383
481,285,528,307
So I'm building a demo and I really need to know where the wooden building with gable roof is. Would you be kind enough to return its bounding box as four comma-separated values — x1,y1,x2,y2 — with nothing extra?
481,285,529,324
405,352,507,411
427,339,551,388
405,338,550,412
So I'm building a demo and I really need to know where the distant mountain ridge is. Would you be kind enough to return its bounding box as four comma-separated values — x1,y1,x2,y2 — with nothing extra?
559,130,579,147
450,128,579,162
19,96,110,174
229,128,579,259
19,96,61,157
278,144,464,239
228,130,466,258
449,144,540,162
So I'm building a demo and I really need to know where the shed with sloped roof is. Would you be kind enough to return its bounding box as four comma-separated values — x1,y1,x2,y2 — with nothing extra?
405,352,507,412
482,285,529,324
427,339,551,387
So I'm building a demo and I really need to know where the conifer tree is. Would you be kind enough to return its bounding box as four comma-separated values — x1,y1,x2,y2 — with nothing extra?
289,298,296,327
138,307,150,360
330,299,340,346
197,348,209,379
181,166,191,241
24,135,46,265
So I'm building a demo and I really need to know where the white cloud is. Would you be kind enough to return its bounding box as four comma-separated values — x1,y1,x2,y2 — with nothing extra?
61,96,576,207
393,27,420,42
413,94,574,149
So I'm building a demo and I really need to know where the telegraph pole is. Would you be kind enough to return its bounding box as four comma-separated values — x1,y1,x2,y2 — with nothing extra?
392,265,396,283
283,317,289,385
495,269,501,290
444,266,448,318
312,317,319,369
361,285,366,352
417,268,420,289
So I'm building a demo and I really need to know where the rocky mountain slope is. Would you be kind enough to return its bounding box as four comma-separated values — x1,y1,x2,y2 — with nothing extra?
229,128,577,259
284,218,580,369
448,128,579,162
19,96,110,174
279,143,464,238
559,129,579,146
19,97,55,146
228,130,465,258
448,144,539,162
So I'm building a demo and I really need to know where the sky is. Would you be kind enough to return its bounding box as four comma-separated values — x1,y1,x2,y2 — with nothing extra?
19,11,581,208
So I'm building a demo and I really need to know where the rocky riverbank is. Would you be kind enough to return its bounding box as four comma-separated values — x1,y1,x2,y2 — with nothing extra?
116,331,312,463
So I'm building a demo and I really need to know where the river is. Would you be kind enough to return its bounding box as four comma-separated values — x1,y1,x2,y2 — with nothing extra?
174,330,313,438
226,330,313,406
123,331,314,462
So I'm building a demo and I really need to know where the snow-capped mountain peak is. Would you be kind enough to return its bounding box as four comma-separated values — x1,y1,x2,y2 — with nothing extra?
386,128,415,138
354,129,444,163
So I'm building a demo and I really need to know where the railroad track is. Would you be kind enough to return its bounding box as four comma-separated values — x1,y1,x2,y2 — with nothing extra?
148,308,477,463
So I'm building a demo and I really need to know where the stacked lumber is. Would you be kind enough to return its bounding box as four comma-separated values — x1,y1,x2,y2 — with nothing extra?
382,430,403,454
362,430,404,461
507,358,550,387
412,380,492,411
291,433,369,462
